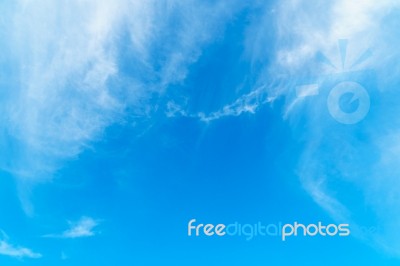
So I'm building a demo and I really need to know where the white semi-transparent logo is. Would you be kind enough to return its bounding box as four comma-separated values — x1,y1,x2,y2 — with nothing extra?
296,39,373,125
187,219,350,241
327,81,370,124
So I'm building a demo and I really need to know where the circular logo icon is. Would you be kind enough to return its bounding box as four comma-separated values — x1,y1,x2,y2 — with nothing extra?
327,81,370,125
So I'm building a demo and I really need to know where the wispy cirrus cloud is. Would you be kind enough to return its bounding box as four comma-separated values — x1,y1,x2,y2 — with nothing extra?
0,231,41,259
174,0,400,257
44,216,99,239
256,0,400,257
0,241,42,259
166,85,276,122
0,0,241,179
0,0,243,215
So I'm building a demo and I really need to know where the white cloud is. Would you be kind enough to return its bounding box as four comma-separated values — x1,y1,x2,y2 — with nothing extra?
0,0,241,179
166,84,277,122
0,241,42,259
2,1,125,180
0,231,41,259
196,85,276,122
180,0,400,256
45,216,99,239
0,0,242,215
267,0,400,256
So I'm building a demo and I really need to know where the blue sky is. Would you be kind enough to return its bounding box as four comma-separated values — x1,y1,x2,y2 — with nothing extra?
1,0,400,265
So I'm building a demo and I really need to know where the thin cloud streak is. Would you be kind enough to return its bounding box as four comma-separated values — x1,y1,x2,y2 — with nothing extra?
172,0,400,257
0,231,41,259
44,216,99,239
0,0,242,180
268,0,400,256
0,0,243,216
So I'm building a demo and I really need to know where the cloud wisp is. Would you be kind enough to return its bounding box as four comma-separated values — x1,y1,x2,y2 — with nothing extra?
166,84,276,122
173,0,400,257
0,231,41,259
0,0,241,181
0,0,243,216
251,0,400,257
44,216,99,239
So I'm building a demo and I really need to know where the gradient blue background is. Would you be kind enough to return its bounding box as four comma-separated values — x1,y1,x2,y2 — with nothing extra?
1,0,400,265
